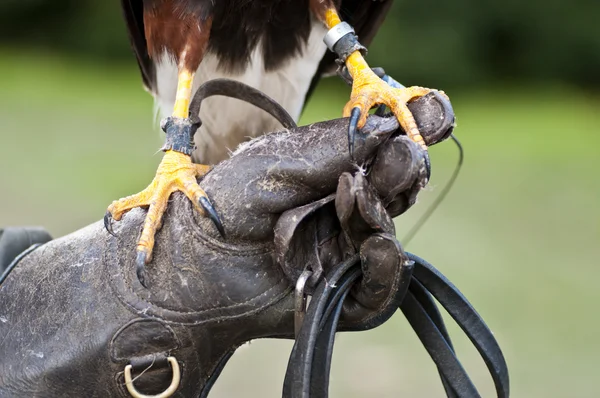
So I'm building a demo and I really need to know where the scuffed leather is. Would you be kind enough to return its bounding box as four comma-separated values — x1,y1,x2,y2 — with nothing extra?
0,94,449,397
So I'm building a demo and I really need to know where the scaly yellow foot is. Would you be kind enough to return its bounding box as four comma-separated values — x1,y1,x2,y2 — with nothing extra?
319,8,441,154
104,150,222,286
344,52,433,152
105,67,224,287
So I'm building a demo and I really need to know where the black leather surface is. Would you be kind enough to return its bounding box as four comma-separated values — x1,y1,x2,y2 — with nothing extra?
0,81,495,397
0,113,408,397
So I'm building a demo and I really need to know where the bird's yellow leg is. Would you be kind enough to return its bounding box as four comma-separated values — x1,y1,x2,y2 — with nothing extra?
106,69,220,286
323,8,434,150
172,69,194,118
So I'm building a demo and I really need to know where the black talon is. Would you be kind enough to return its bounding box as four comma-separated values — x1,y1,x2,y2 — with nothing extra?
199,196,225,238
136,251,148,288
374,104,388,117
104,211,116,237
348,107,361,159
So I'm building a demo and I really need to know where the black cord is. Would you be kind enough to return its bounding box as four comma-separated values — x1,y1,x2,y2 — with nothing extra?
403,134,464,246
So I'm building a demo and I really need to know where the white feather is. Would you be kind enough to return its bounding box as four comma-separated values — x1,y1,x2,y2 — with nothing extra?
154,20,328,164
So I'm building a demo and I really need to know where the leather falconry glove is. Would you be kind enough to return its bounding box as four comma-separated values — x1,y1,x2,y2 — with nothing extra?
0,83,505,398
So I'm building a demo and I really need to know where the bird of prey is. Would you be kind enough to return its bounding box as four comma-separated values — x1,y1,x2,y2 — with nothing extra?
108,0,435,284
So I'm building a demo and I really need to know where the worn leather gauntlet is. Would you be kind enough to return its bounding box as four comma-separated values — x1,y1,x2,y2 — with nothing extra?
0,88,506,398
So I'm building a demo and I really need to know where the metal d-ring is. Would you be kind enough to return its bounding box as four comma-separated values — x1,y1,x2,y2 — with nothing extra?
294,270,313,338
124,356,181,398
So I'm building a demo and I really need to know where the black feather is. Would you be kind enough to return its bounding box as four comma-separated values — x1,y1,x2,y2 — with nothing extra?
121,0,392,97
121,0,156,92
208,0,312,73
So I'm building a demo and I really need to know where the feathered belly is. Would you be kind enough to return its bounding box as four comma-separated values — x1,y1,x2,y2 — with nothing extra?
153,20,328,165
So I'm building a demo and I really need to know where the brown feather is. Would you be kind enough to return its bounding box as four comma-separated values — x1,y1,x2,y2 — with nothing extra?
143,0,212,71
120,0,393,95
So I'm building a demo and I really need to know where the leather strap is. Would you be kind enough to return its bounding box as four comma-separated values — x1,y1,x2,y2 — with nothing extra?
283,255,362,398
283,252,510,398
406,253,510,398
407,278,457,398
188,78,298,130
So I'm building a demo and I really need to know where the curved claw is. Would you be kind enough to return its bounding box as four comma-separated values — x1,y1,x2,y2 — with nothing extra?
136,251,148,288
199,196,225,238
104,211,116,237
348,107,361,159
374,104,388,117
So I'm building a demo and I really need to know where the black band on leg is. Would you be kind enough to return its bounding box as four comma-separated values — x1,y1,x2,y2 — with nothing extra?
323,22,366,63
160,117,200,156
332,33,367,63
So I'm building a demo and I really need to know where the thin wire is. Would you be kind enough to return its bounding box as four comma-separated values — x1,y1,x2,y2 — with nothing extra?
402,134,464,246
127,355,157,385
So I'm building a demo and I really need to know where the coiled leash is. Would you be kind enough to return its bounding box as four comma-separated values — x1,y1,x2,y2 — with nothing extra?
284,252,509,398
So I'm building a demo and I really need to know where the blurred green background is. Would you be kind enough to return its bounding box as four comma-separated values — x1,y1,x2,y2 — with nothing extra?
0,1,599,397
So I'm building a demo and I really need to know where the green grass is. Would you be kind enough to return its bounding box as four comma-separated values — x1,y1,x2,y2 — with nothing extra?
1,50,599,397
